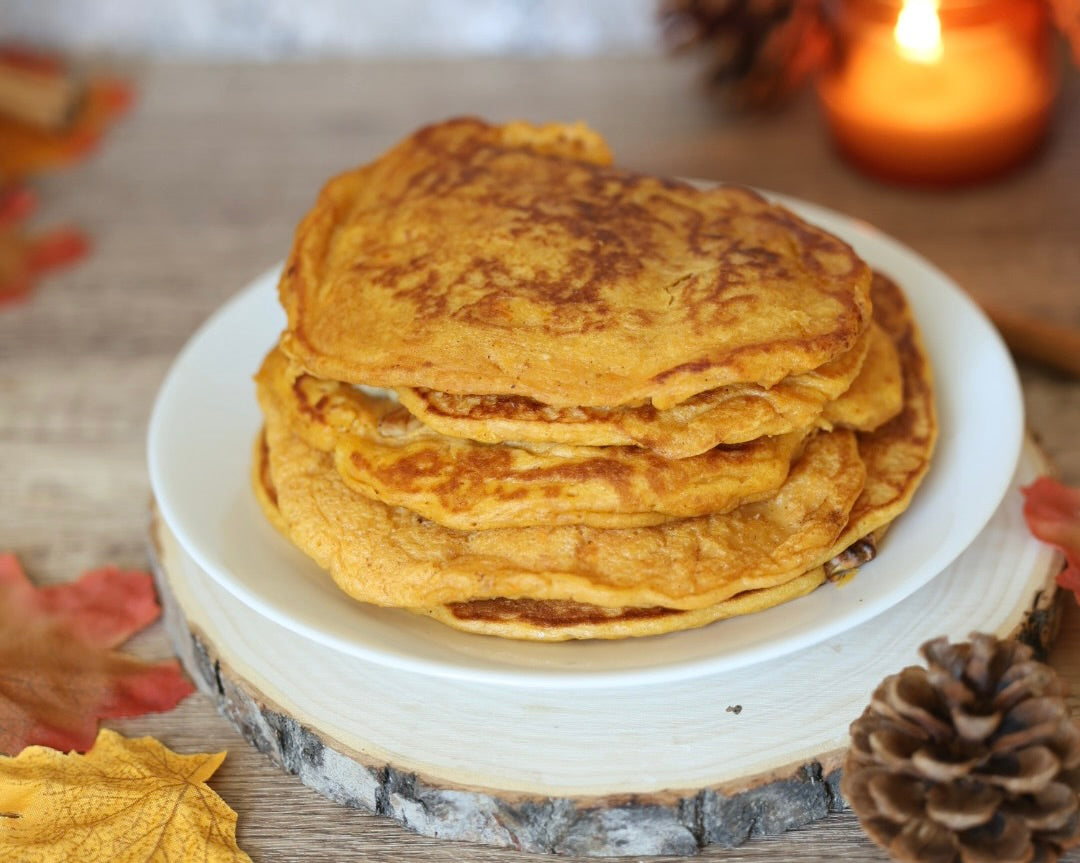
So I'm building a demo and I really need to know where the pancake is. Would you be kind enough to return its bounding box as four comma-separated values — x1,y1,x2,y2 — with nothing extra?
258,406,866,611
411,271,934,640
278,117,872,409
251,430,288,535
250,269,933,641
822,270,937,553
256,346,807,530
252,115,934,642
822,319,903,431
395,321,897,458
415,569,828,641
251,434,830,640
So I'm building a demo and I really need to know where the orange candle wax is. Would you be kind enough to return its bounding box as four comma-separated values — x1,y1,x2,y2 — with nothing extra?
818,0,1056,185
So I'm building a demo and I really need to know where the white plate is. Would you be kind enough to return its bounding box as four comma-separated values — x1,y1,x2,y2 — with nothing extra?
147,196,1023,688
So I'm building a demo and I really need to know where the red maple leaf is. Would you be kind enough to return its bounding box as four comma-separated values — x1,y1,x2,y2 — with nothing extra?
0,553,195,755
0,184,88,305
1021,476,1080,604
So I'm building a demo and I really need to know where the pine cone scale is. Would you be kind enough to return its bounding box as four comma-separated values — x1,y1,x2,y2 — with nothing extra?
1003,782,1079,832
996,663,1066,712
925,782,1002,831
979,746,1064,794
869,726,928,768
955,814,1033,863
994,697,1070,752
921,636,972,679
883,668,954,738
952,708,1003,742
868,771,926,821
911,748,987,783
890,817,958,863
1039,811,1080,849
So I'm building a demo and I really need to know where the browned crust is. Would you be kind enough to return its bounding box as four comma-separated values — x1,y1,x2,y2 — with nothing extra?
257,346,810,531
278,117,872,408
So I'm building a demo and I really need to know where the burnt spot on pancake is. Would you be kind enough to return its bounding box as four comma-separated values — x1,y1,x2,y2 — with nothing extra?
446,597,682,627
257,431,279,508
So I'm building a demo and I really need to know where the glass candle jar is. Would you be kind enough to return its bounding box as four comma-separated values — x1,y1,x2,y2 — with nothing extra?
817,0,1058,185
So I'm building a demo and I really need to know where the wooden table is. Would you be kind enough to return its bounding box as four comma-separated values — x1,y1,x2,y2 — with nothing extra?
2,58,1078,862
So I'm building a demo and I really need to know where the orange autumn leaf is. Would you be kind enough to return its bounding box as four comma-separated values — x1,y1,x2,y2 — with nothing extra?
0,554,195,756
0,728,252,862
1022,476,1080,603
0,185,88,305
0,74,134,182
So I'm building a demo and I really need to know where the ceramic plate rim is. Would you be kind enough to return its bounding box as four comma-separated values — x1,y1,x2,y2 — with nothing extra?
147,193,1023,688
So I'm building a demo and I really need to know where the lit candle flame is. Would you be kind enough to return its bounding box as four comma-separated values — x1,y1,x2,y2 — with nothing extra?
895,0,944,64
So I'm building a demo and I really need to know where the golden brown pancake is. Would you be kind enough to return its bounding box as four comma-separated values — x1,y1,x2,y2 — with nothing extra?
251,435,830,640
394,325,868,458
251,430,288,535
249,270,933,641
258,404,866,611
822,320,903,431
250,431,882,640
395,321,898,458
256,346,806,530
251,115,934,642
415,569,828,641
410,272,934,640
278,117,872,409
822,271,937,554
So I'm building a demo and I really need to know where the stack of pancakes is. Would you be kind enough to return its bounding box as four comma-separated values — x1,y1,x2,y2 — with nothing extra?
252,118,936,641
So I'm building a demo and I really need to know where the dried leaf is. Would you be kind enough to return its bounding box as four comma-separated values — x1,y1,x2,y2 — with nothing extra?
1022,477,1080,604
657,0,833,111
0,70,134,181
0,553,195,755
0,185,88,305
0,728,252,862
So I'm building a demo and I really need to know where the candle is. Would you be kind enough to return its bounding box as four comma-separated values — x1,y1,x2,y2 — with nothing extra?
818,0,1057,185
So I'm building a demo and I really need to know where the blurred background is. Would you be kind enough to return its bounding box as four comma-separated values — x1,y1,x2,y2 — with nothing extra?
3,0,661,59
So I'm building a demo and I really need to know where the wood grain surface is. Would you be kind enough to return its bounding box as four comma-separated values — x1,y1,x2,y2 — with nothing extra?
0,58,1077,862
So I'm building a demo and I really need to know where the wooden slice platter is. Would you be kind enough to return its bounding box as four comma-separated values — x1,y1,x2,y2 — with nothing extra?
149,435,1063,857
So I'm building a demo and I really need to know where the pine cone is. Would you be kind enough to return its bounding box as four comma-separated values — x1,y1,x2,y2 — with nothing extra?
657,0,833,111
842,634,1080,863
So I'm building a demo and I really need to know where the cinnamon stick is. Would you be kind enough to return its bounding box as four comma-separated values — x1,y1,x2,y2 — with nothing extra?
979,300,1080,378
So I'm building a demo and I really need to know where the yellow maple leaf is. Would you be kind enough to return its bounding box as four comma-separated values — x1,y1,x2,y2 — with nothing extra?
0,728,252,862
